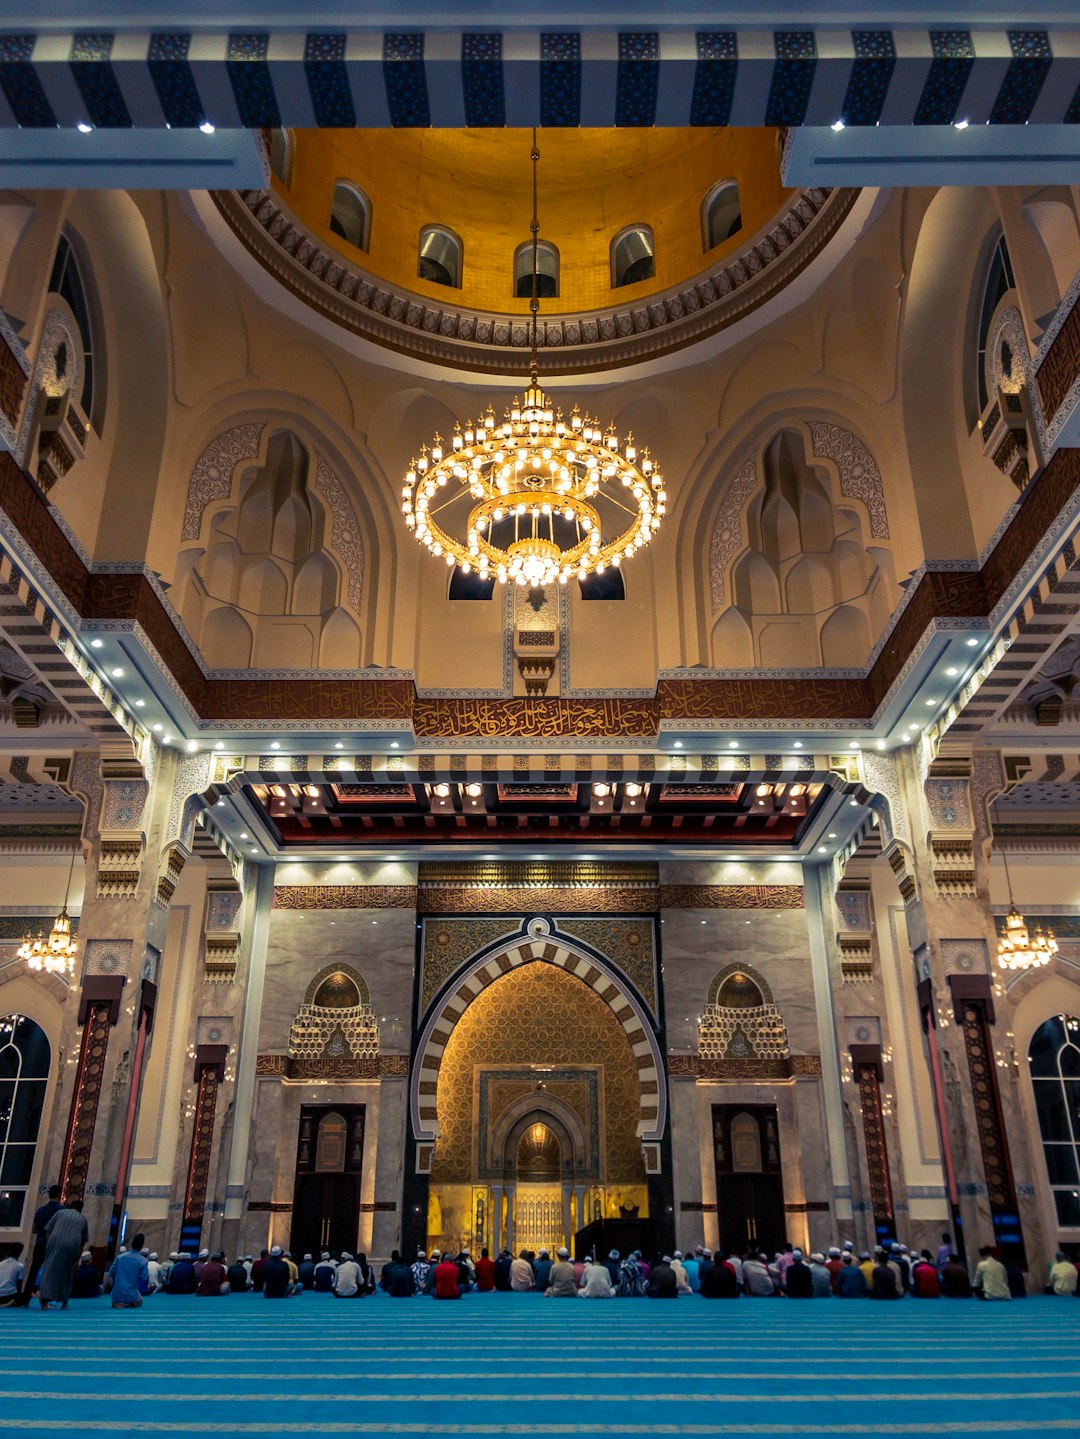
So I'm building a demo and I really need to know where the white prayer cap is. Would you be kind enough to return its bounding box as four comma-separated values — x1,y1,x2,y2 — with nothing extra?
539,1248,548,1256
303,1253,313,1262
811,1253,825,1264
321,1252,331,1260
169,1252,178,1260
80,1251,92,1262
662,1255,673,1263
199,1249,209,1258
792,1249,803,1260
828,1246,842,1256
270,1245,282,1257
557,1247,569,1258
674,1250,683,1259
416,1250,427,1259
141,1248,150,1256
431,1249,441,1258
149,1252,158,1260
340,1252,353,1261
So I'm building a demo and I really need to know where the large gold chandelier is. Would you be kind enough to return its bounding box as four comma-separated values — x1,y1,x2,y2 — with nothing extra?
401,135,666,589
19,853,78,978
995,846,1057,972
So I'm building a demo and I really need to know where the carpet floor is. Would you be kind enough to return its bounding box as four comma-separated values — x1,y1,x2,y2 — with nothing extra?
2,1291,1079,1437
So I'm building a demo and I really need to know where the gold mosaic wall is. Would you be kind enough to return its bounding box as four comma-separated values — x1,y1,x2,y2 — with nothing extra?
430,963,646,1187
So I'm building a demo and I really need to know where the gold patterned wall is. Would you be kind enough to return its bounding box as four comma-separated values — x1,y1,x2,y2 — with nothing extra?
430,963,646,1187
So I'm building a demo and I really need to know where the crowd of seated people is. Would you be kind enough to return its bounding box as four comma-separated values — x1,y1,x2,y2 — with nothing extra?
7,1226,1080,1306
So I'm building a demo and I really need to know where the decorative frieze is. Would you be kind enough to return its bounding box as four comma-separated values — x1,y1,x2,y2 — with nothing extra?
96,831,143,899
155,841,189,908
929,831,977,899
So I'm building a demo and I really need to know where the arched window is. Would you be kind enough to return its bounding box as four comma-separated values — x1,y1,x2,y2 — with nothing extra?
48,234,97,427
703,181,742,250
269,129,293,186
514,240,559,299
579,569,625,600
0,1013,51,1228
611,225,655,288
449,566,496,600
329,181,371,252
976,233,1016,414
1029,1014,1080,1228
418,225,463,289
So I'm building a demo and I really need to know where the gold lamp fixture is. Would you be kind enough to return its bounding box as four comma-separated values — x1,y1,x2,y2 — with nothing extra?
996,846,1057,973
20,851,78,978
401,132,666,590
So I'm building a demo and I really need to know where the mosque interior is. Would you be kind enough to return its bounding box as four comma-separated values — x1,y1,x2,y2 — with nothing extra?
3,0,1080,1286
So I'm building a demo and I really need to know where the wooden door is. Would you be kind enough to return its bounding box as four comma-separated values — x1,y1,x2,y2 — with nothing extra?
712,1105,786,1256
290,1105,365,1256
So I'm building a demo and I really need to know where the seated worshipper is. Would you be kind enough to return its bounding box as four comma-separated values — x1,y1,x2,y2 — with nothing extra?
578,1257,615,1298
1048,1252,1079,1295
146,1253,164,1291
283,1251,300,1290
380,1250,403,1291
434,1253,463,1299
454,1251,473,1292
196,1252,229,1296
941,1256,973,1298
167,1252,196,1294
604,1250,622,1287
809,1253,833,1297
263,1246,296,1298
333,1253,362,1298
0,1245,25,1306
912,1251,941,1298
314,1253,338,1292
617,1252,647,1297
510,1251,535,1291
532,1248,553,1292
38,1200,90,1310
385,1253,416,1297
825,1247,845,1289
742,1253,775,1297
858,1250,875,1288
411,1251,432,1294
194,1249,210,1283
474,1248,495,1292
974,1246,1011,1301
1006,1260,1028,1298
297,1254,317,1291
71,1252,102,1300
889,1244,911,1291
646,1256,679,1298
108,1233,150,1309
355,1253,377,1295
227,1256,250,1292
671,1252,692,1295
869,1253,901,1300
250,1250,269,1293
784,1250,814,1298
636,1250,651,1283
936,1231,958,1270
682,1250,701,1292
834,1253,868,1298
493,1249,513,1291
699,1253,740,1299
546,1248,578,1297
422,1250,440,1294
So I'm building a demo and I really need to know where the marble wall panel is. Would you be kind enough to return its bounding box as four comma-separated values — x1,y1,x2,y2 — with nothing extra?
261,908,416,1053
661,907,820,1055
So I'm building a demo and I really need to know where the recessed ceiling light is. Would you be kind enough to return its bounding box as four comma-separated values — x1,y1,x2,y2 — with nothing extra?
77,121,93,133
89,638,103,649
200,120,216,134
216,800,224,807
250,847,257,853
270,741,280,750
954,118,969,130
186,740,198,753
966,637,979,647
876,740,885,750
818,845,827,853
334,743,344,750
134,699,145,708
390,741,400,749
728,741,738,749
945,666,958,677
793,741,803,749
239,832,248,840
925,698,937,707
831,117,845,132
827,832,837,839
152,723,162,732
110,667,124,678
673,741,683,749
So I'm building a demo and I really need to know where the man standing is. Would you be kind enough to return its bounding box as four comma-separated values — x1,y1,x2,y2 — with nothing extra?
1048,1251,1079,1295
38,1201,90,1310
936,1231,958,1270
108,1233,150,1309
17,1184,61,1306
974,1246,1011,1301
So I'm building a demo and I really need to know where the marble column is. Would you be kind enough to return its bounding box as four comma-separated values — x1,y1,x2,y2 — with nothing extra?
491,1184,504,1252
179,1045,228,1253
561,1184,572,1253
573,1184,585,1243
504,1183,516,1251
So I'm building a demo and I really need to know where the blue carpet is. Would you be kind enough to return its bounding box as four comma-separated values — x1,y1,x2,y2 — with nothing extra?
2,1291,1080,1436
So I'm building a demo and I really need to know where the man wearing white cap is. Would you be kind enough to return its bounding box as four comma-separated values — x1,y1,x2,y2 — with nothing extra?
808,1253,833,1297
578,1255,614,1298
146,1253,163,1291
333,1252,361,1298
671,1251,692,1294
262,1245,294,1298
545,1247,577,1297
313,1252,337,1292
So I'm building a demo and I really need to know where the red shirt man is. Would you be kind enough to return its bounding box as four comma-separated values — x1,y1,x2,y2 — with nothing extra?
474,1250,496,1291
196,1256,228,1296
912,1257,941,1298
434,1257,462,1299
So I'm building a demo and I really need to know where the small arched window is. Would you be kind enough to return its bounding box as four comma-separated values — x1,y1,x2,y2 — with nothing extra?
329,181,371,253
418,225,463,289
0,1013,51,1228
579,569,625,600
703,180,742,250
48,233,96,426
611,226,655,289
449,566,496,600
976,233,1016,414
514,240,559,299
269,129,293,186
1028,1014,1080,1229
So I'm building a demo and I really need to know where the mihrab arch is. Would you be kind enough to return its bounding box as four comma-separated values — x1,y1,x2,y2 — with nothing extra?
411,919,666,1161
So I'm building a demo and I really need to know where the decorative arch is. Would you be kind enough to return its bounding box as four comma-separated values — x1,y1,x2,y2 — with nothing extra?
411,919,665,1149
492,1096,590,1178
707,961,774,1008
303,961,371,1008
699,963,789,1066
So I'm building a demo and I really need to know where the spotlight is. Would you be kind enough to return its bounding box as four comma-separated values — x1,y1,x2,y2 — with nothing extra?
214,741,224,750
77,121,93,133
954,118,969,130
831,118,845,132
89,638,103,649
200,120,216,134
110,667,124,678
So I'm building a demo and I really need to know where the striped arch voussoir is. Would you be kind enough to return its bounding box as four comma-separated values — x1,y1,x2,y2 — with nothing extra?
411,930,665,1149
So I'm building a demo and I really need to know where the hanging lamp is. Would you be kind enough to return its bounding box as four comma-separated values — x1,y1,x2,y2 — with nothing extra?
400,131,667,590
995,843,1057,972
20,850,78,978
